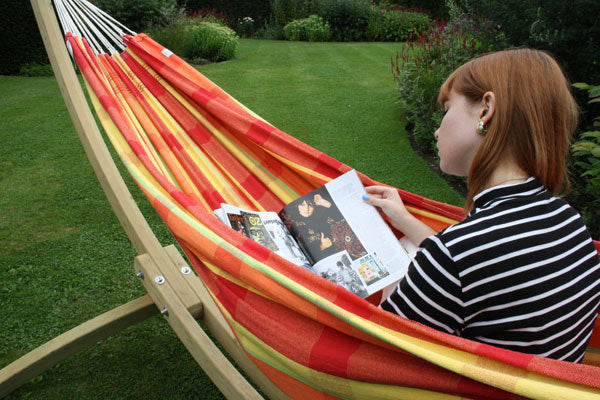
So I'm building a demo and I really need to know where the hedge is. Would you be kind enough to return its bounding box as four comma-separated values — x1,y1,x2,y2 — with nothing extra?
0,1,49,76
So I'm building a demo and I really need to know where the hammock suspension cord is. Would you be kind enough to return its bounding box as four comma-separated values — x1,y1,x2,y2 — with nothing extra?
53,0,135,55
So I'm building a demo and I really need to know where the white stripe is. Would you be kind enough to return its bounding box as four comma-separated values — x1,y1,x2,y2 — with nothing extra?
387,287,453,333
466,268,600,326
446,196,557,237
460,224,586,279
463,244,595,297
446,204,571,247
471,177,537,203
556,326,595,361
456,214,580,263
540,315,598,359
413,250,465,310
405,270,463,324
507,284,600,333
420,238,460,286
473,291,600,347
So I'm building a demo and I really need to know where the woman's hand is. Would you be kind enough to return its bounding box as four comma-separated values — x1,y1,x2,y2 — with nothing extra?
363,185,435,246
363,186,410,229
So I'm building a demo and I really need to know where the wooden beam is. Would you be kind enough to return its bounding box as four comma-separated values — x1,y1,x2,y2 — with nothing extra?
134,254,264,400
163,246,290,400
0,295,158,398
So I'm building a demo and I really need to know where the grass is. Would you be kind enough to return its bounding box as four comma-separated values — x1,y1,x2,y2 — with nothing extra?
0,39,462,399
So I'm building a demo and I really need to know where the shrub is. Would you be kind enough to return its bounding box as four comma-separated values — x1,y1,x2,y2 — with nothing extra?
178,0,271,30
452,0,600,85
237,16,256,38
386,0,449,19
147,20,191,58
568,83,600,238
367,9,430,42
271,0,308,28
19,63,54,77
312,0,375,42
187,7,231,27
184,21,239,62
392,23,482,153
284,15,331,42
95,0,181,32
392,0,507,153
0,0,49,75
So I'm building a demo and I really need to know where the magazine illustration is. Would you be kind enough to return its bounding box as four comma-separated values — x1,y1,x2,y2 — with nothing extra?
215,170,412,297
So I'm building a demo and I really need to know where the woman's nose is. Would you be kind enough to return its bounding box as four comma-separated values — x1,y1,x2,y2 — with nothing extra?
434,128,440,140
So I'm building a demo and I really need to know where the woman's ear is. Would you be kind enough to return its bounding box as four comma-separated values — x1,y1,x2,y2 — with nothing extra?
480,91,496,125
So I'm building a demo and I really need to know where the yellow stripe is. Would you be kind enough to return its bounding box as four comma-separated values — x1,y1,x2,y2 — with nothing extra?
405,205,459,225
126,49,300,204
203,287,466,400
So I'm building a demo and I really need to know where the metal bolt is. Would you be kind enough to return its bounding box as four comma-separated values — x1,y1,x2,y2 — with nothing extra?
181,266,191,275
136,270,144,279
154,275,165,285
161,307,169,317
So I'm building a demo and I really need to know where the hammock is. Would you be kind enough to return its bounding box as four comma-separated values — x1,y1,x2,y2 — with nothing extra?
30,0,600,398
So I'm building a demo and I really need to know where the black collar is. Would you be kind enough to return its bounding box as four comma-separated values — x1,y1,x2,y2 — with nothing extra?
472,177,545,210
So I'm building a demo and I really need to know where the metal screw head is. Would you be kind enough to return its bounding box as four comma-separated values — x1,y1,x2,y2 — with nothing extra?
161,307,169,317
136,270,144,279
181,266,191,275
154,276,165,285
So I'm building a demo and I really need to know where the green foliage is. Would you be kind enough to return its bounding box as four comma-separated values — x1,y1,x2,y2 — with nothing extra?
312,0,375,42
271,0,308,28
179,0,272,29
569,83,600,238
452,0,600,84
148,17,238,63
19,63,54,77
284,15,331,42
392,0,507,153
0,0,49,75
385,0,449,19
237,16,256,38
95,0,181,32
184,21,239,62
367,9,430,42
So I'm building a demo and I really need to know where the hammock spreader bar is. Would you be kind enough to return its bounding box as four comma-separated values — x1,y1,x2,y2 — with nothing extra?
51,0,600,398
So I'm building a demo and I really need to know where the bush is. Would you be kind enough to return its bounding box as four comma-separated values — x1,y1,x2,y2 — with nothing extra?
184,21,239,62
0,0,49,75
284,15,331,42
19,63,54,77
237,16,256,38
95,0,181,32
148,17,238,63
178,0,271,30
568,83,600,238
367,9,430,42
386,0,449,19
452,0,600,85
392,23,484,153
392,1,507,153
312,0,375,42
271,0,308,28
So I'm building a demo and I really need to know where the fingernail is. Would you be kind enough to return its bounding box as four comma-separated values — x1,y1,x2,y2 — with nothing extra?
362,194,369,201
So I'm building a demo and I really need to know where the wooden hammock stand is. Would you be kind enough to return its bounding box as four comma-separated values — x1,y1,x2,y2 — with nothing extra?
2,1,600,398
0,0,285,398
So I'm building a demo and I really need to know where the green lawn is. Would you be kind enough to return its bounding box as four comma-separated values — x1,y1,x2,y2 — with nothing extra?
0,39,462,399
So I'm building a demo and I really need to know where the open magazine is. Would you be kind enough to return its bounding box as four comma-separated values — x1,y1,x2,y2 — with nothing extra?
214,170,414,298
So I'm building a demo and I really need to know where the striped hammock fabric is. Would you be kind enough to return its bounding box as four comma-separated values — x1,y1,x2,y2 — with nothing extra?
55,1,600,398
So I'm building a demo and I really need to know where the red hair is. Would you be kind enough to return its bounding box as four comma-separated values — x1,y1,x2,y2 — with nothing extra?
438,49,578,212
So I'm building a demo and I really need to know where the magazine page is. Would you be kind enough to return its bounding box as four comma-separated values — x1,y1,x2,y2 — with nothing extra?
217,204,311,269
279,170,411,296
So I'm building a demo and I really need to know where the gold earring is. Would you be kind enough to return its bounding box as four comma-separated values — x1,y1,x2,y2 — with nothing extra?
476,120,485,135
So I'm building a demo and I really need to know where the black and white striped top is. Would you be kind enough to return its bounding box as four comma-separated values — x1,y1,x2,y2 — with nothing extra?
381,178,600,362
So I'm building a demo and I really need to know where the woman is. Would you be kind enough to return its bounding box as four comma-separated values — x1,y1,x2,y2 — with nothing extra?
364,49,600,362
